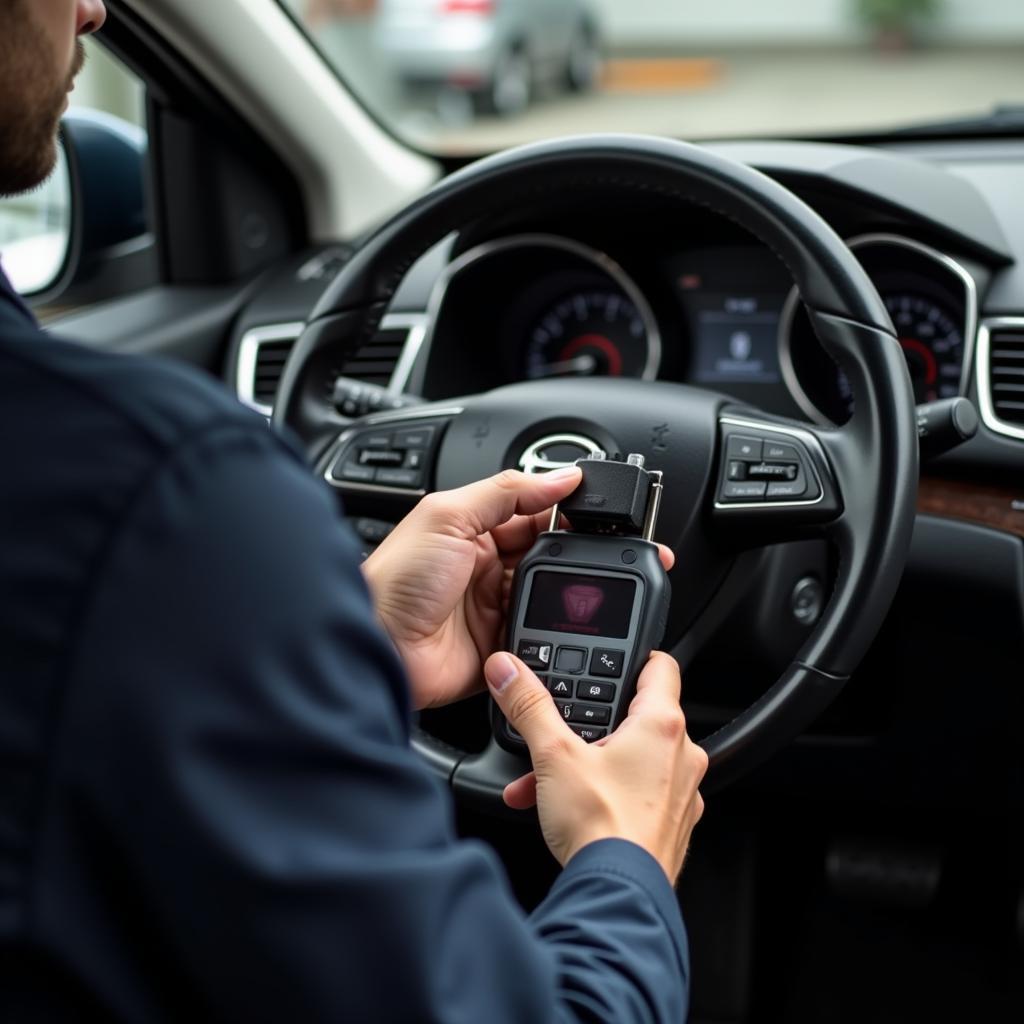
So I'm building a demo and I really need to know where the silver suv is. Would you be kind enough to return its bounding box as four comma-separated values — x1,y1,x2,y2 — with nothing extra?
376,0,601,117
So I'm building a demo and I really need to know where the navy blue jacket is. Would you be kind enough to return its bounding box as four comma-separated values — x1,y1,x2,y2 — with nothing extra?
0,267,689,1022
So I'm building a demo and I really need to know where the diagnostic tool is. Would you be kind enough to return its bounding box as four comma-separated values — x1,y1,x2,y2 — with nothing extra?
496,452,671,750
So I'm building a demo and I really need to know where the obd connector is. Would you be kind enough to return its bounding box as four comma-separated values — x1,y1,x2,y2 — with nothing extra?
554,452,663,539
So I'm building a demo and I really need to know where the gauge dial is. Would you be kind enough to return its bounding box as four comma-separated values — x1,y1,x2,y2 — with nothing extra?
524,289,658,380
834,293,965,412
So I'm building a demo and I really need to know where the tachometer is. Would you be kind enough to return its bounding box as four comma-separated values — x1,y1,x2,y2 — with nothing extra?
834,293,965,412
524,289,659,380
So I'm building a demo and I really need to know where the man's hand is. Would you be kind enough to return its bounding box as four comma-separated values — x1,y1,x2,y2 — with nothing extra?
362,468,674,711
486,651,707,883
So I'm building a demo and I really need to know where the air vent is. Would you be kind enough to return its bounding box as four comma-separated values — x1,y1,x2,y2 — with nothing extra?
253,339,293,408
236,315,427,415
979,318,1024,441
339,326,409,389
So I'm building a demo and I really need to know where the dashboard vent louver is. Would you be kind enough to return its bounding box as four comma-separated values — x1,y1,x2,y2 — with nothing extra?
238,316,424,415
253,339,293,408
337,326,408,389
987,325,1024,427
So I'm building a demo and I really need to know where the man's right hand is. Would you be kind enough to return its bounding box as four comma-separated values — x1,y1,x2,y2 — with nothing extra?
485,650,708,883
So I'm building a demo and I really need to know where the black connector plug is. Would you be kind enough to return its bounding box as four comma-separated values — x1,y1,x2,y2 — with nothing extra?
558,453,662,537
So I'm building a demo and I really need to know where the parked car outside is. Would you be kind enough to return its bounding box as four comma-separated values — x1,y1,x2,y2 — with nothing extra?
375,0,602,117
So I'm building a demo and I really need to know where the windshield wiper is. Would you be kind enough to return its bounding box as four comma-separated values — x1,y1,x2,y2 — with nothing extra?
886,103,1024,138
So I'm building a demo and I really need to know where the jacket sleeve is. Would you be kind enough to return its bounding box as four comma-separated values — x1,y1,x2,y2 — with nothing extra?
36,420,689,1023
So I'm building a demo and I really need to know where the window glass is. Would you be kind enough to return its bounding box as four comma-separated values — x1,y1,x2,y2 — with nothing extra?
279,0,1024,154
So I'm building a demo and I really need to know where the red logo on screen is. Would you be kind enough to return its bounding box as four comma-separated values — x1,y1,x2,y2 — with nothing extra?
562,583,604,625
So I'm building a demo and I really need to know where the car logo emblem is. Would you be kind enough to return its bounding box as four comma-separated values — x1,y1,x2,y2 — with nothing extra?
518,433,603,475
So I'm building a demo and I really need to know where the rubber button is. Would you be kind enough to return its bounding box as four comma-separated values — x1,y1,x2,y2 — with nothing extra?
554,647,587,673
621,549,637,564
570,725,607,743
726,435,762,461
590,649,624,678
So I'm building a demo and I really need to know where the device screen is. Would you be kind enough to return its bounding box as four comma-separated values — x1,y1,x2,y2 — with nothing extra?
523,572,636,639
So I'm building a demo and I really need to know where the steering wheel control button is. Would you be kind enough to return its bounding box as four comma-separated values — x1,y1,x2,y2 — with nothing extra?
579,680,616,702
569,703,611,725
764,441,801,462
554,647,587,673
517,640,552,669
393,425,436,450
359,449,404,467
549,676,574,697
766,478,809,500
404,450,424,470
376,468,423,488
727,460,748,481
334,461,377,484
590,649,624,677
746,462,798,481
570,725,607,743
726,435,763,461
721,480,768,501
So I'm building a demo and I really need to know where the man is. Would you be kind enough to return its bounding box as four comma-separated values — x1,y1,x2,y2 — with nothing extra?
0,2,708,1021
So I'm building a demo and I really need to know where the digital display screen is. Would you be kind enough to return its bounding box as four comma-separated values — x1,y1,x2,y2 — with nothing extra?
688,293,783,384
524,572,636,639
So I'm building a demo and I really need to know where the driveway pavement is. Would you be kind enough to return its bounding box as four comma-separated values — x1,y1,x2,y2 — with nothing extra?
393,47,1024,152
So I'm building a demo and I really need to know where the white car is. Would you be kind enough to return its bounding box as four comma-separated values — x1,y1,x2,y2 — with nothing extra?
375,0,602,116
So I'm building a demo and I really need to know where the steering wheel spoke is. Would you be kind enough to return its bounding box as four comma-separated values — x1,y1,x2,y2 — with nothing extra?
316,402,465,509
711,409,843,544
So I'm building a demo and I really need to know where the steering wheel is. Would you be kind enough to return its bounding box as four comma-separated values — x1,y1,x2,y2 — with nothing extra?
274,135,918,803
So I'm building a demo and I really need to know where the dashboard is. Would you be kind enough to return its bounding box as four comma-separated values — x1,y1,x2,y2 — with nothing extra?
408,227,978,431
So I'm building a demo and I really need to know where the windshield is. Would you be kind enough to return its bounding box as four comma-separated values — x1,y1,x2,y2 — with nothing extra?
279,1,1024,153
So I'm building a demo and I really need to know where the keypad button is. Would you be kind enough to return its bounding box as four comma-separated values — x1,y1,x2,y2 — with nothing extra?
517,641,552,669
548,676,574,698
555,701,574,721
578,679,616,703
554,646,587,674
569,704,611,725
590,649,624,678
570,725,607,743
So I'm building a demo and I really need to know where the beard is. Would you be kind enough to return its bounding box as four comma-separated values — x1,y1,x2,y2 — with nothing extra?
0,9,84,198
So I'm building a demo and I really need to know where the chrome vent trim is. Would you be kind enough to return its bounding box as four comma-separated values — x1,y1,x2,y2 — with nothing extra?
977,317,1024,441
236,314,428,416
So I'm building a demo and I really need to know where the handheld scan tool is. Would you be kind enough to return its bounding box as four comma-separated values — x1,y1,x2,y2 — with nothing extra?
496,452,671,750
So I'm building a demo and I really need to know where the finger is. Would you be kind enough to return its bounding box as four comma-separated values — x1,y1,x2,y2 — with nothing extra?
657,544,675,571
630,650,683,710
484,652,576,755
503,771,538,810
490,509,556,558
421,468,582,539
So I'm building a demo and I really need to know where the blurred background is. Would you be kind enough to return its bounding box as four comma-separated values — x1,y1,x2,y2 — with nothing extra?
281,0,1024,151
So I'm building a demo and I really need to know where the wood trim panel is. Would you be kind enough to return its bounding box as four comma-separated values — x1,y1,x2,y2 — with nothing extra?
918,477,1024,539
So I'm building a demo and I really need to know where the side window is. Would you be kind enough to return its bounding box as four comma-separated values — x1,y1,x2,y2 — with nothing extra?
0,39,150,312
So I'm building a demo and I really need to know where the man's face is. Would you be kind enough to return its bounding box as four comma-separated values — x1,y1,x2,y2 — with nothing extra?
0,0,106,197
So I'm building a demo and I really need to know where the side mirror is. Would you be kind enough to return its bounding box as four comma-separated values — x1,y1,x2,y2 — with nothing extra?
0,146,72,296
0,108,152,306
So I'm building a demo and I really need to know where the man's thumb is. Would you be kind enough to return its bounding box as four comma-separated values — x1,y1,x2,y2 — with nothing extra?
485,653,567,751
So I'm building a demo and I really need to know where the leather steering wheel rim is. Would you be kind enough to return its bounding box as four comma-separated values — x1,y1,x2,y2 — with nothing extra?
274,134,918,798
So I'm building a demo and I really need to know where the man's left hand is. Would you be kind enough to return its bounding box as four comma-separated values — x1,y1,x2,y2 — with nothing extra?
362,468,675,711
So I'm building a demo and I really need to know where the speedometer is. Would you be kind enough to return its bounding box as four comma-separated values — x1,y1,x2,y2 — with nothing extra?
524,289,659,380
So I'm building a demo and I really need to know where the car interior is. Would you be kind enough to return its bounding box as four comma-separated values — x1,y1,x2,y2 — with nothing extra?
6,0,1023,1020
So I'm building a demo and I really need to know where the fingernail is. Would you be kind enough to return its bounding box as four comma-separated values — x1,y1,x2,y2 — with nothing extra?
544,466,582,482
485,653,518,694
